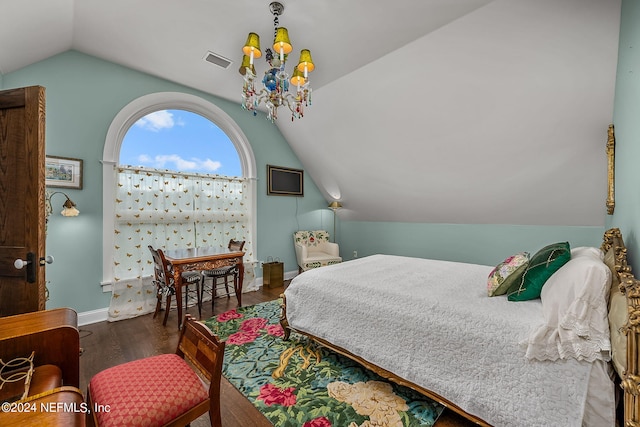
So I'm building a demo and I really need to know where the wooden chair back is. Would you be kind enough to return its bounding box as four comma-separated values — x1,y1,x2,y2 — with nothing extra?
148,245,174,289
176,315,225,427
228,239,245,252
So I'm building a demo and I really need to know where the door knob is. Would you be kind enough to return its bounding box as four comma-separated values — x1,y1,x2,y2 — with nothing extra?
13,252,36,283
14,259,30,269
40,255,54,266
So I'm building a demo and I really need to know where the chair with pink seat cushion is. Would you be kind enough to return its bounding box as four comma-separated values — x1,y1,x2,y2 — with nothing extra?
86,315,225,427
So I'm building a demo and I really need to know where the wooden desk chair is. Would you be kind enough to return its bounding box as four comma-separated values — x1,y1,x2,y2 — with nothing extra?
86,315,225,427
201,239,245,309
149,245,203,325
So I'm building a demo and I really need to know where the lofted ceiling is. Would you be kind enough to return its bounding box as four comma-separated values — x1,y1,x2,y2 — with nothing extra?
0,0,621,226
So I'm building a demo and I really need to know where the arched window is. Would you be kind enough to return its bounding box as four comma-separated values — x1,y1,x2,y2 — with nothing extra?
101,93,257,321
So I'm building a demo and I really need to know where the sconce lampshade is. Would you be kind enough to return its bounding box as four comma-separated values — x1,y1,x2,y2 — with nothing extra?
290,68,306,87
297,49,315,73
46,191,79,218
242,32,262,58
328,201,342,210
273,27,292,54
239,55,257,76
61,197,80,217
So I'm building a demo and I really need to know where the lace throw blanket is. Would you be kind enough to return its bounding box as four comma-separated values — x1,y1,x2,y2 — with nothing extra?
284,255,595,427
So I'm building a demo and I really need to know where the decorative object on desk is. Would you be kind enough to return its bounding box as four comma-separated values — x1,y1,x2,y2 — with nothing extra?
46,191,79,218
240,1,314,122
328,201,342,242
204,300,444,427
45,155,82,189
267,164,303,196
606,123,615,215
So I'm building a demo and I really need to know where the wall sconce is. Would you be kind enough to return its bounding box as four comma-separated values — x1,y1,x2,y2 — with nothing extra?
328,201,342,242
46,191,79,218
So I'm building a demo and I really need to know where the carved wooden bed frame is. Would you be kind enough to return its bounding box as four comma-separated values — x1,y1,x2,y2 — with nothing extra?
279,227,640,426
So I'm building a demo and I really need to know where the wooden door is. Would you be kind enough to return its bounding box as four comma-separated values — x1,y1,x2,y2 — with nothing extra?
0,86,47,316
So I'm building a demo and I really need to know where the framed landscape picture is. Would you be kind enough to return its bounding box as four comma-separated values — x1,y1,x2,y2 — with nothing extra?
45,156,83,189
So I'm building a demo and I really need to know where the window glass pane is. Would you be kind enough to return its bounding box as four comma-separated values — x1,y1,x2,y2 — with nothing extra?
120,109,241,177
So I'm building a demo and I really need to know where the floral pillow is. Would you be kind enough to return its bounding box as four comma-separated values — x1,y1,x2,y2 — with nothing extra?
487,252,530,296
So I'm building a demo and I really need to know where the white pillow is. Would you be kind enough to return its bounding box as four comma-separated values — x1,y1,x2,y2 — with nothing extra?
525,252,612,361
570,246,604,260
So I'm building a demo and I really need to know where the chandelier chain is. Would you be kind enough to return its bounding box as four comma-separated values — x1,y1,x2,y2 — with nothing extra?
273,15,278,39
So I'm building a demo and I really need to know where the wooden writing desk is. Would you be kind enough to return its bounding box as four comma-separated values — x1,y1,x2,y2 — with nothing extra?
163,247,244,328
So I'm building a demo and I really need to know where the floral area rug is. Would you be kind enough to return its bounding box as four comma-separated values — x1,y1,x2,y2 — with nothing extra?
203,300,444,427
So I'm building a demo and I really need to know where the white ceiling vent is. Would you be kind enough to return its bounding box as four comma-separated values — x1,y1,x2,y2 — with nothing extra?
204,51,232,69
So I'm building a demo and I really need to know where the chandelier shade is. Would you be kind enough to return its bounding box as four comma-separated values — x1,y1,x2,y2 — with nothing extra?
297,49,314,73
239,55,256,76
242,32,262,59
290,68,306,87
240,1,314,123
273,27,292,55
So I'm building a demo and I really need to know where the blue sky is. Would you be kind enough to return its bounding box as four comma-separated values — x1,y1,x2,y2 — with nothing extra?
120,109,242,177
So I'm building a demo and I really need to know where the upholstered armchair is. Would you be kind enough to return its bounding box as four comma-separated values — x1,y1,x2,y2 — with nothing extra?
293,230,342,273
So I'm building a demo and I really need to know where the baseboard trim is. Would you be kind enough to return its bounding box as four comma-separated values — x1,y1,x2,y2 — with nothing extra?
79,271,298,326
78,307,109,326
285,270,298,280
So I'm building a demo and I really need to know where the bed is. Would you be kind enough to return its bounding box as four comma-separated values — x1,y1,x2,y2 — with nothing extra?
280,228,639,426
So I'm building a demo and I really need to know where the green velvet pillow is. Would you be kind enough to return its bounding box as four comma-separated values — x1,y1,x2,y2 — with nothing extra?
507,242,571,301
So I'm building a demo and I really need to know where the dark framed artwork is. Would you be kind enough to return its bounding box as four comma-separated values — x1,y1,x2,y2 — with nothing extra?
267,165,304,196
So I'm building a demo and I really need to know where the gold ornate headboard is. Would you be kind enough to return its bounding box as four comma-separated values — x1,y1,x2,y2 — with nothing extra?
602,227,640,426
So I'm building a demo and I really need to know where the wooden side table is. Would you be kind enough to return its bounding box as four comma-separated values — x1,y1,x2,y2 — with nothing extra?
263,261,283,288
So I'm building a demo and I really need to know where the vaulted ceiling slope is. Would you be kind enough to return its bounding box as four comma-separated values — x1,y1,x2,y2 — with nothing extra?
0,0,621,226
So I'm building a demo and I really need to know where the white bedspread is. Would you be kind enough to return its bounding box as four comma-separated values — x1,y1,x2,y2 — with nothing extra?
284,255,597,427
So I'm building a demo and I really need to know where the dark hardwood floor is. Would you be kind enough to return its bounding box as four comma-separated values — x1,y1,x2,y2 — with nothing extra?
79,283,473,427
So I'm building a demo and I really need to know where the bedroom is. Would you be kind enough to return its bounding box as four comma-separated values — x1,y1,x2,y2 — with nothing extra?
0,0,639,425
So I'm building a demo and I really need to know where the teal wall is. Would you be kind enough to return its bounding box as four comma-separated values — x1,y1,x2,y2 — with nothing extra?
337,221,604,267
609,0,640,269
1,50,327,313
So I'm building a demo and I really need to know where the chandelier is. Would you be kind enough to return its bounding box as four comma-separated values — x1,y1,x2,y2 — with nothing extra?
240,1,314,122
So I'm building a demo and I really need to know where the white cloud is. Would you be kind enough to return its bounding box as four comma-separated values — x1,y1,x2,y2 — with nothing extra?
137,154,222,173
134,110,178,132
202,159,223,171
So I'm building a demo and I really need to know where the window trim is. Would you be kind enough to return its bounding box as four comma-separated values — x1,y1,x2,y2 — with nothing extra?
101,92,257,291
